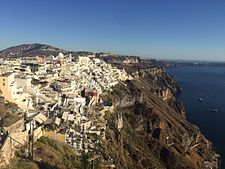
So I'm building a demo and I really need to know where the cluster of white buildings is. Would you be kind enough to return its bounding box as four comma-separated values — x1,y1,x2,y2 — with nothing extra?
0,52,130,154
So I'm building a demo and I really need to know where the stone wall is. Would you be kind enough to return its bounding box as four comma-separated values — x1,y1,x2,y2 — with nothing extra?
0,131,28,168
0,136,13,168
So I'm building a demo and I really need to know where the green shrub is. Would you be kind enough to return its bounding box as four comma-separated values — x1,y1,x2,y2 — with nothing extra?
38,136,48,144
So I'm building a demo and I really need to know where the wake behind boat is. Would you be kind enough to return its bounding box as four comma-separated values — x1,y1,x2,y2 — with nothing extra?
212,109,219,112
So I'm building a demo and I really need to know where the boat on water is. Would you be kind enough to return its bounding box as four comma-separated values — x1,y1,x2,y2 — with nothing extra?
198,98,203,102
212,109,219,112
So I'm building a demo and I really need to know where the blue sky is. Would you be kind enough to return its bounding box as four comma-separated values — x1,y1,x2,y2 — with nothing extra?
0,0,225,61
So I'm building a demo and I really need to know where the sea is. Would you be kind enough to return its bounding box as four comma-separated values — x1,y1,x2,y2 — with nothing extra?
167,65,225,168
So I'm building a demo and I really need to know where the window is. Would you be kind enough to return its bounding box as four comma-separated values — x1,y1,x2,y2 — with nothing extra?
3,83,5,86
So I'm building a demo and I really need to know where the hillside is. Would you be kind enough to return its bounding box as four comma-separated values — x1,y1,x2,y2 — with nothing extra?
3,137,81,169
0,44,219,169
16,69,217,169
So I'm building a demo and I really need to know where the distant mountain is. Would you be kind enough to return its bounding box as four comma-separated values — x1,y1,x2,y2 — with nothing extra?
0,43,66,58
0,43,144,61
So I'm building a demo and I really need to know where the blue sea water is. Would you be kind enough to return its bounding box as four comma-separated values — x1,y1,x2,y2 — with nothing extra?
167,66,225,168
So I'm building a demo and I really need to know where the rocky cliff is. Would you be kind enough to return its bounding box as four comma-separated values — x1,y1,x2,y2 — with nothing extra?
99,60,219,169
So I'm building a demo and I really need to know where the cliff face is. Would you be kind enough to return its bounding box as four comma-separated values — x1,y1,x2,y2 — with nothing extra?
100,66,219,169
135,67,185,116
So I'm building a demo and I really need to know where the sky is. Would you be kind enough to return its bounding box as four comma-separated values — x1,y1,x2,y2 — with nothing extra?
0,0,225,61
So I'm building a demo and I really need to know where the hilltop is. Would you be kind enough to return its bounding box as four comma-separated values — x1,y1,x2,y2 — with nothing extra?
0,43,66,58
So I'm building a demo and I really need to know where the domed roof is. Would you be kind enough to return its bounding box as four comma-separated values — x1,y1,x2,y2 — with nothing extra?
58,52,64,59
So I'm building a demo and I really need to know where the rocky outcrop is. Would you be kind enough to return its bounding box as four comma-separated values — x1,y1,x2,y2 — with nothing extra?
135,67,185,116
